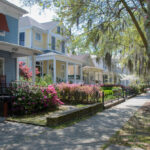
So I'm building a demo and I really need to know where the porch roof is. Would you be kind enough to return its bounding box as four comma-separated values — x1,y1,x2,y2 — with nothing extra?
0,41,42,57
83,66,103,72
36,52,83,65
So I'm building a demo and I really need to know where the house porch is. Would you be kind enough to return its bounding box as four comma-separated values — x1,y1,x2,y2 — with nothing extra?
36,53,83,84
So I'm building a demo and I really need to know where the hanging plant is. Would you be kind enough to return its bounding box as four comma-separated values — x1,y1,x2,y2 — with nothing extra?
96,56,101,63
128,59,133,73
105,52,112,71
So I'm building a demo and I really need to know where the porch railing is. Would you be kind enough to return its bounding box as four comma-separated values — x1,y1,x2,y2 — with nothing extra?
11,81,34,87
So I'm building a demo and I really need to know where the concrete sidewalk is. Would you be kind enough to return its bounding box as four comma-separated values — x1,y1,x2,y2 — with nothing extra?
0,93,150,150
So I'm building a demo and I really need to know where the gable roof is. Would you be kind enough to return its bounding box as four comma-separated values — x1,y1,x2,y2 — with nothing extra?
19,16,59,31
41,21,59,30
1,0,27,15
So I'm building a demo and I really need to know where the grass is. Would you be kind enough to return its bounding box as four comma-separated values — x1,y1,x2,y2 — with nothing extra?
7,104,92,128
7,108,61,126
101,102,150,150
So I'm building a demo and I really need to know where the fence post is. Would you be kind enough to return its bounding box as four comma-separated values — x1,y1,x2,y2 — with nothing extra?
102,91,105,109
123,89,125,100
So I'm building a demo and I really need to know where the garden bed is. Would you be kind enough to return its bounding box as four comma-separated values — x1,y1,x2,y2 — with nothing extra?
47,103,103,127
6,104,89,126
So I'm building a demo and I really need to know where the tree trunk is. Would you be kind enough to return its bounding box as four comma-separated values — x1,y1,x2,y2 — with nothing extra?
120,0,148,50
145,1,150,56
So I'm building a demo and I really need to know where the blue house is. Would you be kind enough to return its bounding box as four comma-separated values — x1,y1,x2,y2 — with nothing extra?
0,0,41,85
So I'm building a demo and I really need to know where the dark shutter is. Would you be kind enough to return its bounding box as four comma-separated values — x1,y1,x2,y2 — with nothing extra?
51,36,55,50
19,32,25,46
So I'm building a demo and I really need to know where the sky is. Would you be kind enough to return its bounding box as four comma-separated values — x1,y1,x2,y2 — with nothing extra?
7,0,56,23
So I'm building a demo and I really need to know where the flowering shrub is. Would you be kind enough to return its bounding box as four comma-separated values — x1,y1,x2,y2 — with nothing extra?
124,85,139,95
56,83,101,104
19,61,40,80
8,84,63,115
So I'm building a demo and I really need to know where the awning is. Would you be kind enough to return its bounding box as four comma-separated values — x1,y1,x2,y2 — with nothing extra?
0,13,9,32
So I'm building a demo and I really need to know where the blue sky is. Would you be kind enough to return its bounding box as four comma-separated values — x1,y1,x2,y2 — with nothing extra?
8,0,56,22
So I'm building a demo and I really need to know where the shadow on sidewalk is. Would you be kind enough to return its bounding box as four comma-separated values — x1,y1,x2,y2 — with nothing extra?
0,94,150,150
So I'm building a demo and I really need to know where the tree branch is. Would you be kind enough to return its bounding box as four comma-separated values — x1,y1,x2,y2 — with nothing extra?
120,0,148,49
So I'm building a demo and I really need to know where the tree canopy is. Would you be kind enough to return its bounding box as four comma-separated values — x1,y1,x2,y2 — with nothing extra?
21,0,150,76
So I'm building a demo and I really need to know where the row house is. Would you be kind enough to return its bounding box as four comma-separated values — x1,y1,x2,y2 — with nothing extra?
0,0,41,86
19,16,83,83
71,54,121,85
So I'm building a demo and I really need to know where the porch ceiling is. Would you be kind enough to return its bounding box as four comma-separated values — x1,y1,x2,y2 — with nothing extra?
36,52,83,65
0,41,42,57
83,66,103,72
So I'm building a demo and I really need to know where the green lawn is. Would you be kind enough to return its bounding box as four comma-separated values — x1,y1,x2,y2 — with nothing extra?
7,104,88,127
101,102,150,150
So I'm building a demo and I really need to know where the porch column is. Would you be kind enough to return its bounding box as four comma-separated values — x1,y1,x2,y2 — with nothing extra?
88,72,90,84
53,58,56,83
30,28,33,48
41,61,44,78
47,60,49,74
80,65,83,82
65,61,68,83
32,55,36,83
16,58,19,81
47,31,50,50
74,64,76,83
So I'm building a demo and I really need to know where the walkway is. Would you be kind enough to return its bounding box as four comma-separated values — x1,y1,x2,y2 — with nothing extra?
0,93,150,150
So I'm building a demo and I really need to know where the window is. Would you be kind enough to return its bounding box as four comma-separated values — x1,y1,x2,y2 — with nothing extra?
51,36,56,50
0,58,4,75
0,30,5,36
19,32,25,46
62,41,65,53
57,26,61,34
103,75,108,83
35,33,41,41
61,64,65,78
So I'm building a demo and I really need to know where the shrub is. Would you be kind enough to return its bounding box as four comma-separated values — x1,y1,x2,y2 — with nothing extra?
100,84,123,90
104,90,113,97
19,61,40,81
36,75,53,86
56,83,101,104
8,84,63,115
112,86,122,96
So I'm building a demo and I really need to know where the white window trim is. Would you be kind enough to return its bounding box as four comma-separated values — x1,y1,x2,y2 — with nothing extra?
0,31,5,37
35,32,42,41
0,57,5,75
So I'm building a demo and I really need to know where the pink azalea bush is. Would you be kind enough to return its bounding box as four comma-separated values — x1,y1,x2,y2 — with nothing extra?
19,61,40,80
56,83,101,104
8,84,63,115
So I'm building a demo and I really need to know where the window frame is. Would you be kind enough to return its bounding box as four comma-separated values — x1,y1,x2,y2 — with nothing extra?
19,32,25,46
35,32,42,41
61,64,65,78
51,36,56,50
